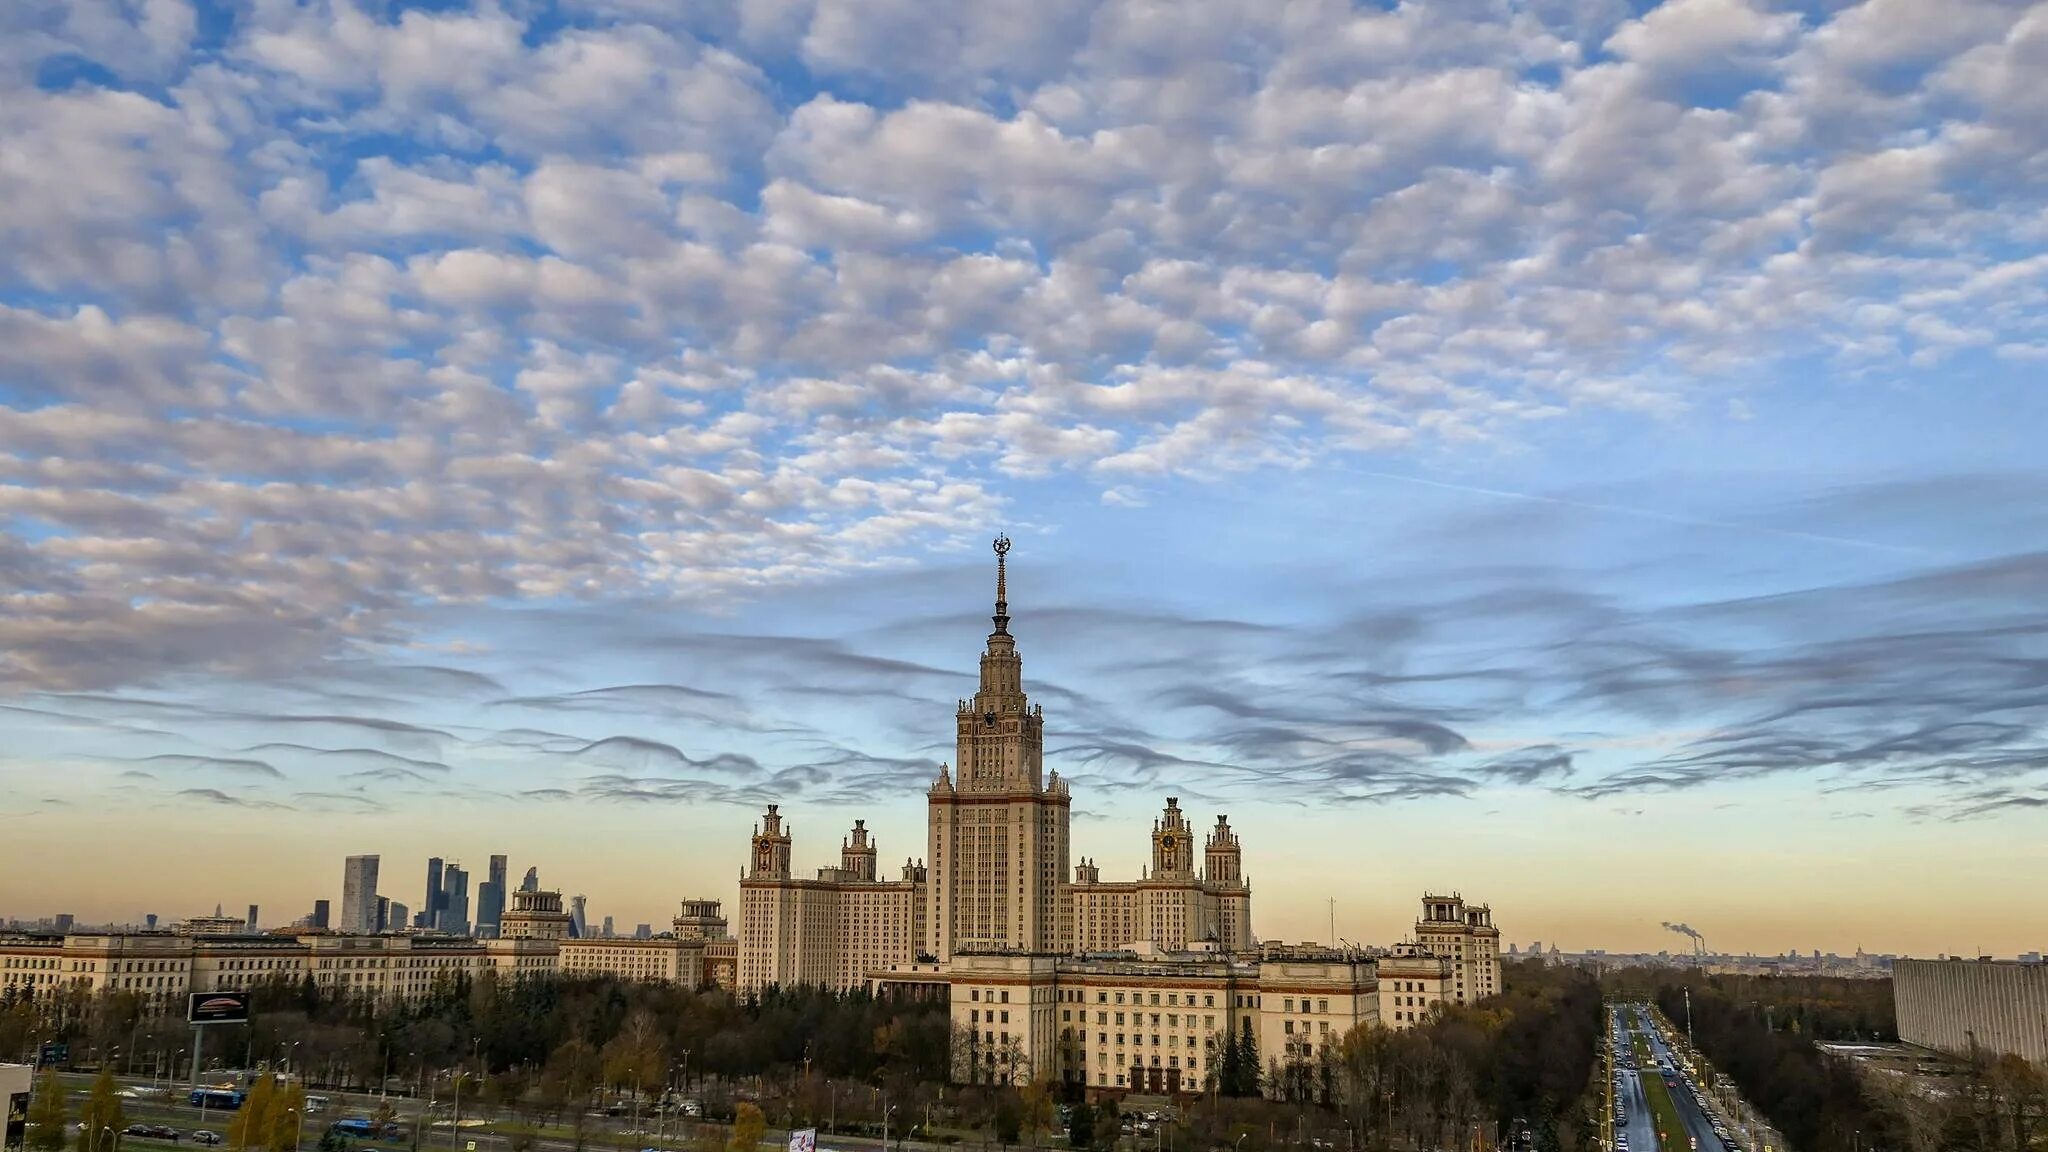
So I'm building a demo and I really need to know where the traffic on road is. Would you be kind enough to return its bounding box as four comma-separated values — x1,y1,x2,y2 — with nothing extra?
1609,1003,1763,1152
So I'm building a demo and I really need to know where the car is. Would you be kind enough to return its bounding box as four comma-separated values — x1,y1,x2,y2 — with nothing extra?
191,1133,222,1146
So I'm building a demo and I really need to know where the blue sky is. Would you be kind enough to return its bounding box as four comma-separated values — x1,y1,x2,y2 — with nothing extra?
2,0,2046,956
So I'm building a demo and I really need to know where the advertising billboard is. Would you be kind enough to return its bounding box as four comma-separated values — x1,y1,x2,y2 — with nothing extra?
187,991,252,1024
787,1129,816,1152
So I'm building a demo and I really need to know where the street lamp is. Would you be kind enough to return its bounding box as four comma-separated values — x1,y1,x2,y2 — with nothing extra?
289,1107,305,1152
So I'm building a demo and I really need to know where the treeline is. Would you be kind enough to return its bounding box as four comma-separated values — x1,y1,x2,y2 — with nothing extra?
6,971,951,1094
1650,976,2048,1152
1330,959,1604,1152
1607,969,1895,1040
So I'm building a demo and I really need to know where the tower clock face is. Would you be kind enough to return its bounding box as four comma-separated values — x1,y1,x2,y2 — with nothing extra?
1160,834,1177,851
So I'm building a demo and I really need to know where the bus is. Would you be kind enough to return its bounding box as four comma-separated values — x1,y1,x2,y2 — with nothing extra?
189,1089,247,1111
304,1096,330,1115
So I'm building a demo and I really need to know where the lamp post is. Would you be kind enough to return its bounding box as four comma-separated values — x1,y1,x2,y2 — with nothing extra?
289,1107,305,1152
101,1124,116,1152
883,1104,897,1152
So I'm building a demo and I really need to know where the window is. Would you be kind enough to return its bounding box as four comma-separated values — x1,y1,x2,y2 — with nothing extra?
971,990,980,1002
1284,998,1294,1012
1284,1021,1294,1034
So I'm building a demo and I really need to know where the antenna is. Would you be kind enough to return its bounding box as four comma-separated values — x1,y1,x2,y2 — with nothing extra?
1328,897,1336,946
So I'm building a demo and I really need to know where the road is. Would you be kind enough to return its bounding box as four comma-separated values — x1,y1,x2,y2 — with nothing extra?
1614,1006,1725,1152
42,1073,961,1152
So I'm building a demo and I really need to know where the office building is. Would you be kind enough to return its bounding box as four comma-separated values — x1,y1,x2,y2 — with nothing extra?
440,863,470,934
634,924,652,940
421,858,445,930
340,855,379,934
569,895,587,939
601,916,614,939
245,905,259,932
310,900,330,930
519,868,539,893
476,855,508,938
1895,958,2048,1066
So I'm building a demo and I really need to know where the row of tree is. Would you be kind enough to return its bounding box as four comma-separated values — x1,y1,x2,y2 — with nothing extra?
1649,975,2048,1152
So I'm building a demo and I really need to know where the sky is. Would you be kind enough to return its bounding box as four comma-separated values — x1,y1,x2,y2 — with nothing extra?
1,0,2046,959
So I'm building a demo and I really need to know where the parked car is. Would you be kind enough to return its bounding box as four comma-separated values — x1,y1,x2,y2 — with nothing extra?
190,1132,222,1146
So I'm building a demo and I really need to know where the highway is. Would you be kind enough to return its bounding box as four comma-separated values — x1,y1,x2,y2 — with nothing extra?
1613,1006,1727,1152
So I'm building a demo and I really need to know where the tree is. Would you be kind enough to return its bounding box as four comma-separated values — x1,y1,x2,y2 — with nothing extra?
1229,1018,1260,1098
230,1076,279,1152
1091,1099,1119,1152
731,1103,766,1152
79,1068,126,1152
268,1082,308,1152
993,1093,1023,1148
25,1070,68,1152
1019,1081,1055,1148
1066,1101,1095,1150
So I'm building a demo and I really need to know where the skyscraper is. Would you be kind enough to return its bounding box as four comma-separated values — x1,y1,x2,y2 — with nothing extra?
569,895,587,939
441,863,471,934
310,900,330,930
601,915,614,939
476,855,507,938
246,904,259,932
519,867,539,893
341,855,380,934
927,534,1069,959
421,858,445,929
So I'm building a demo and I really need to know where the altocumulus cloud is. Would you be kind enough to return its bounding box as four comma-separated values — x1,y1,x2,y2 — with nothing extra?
3,0,2048,826
2,0,2047,693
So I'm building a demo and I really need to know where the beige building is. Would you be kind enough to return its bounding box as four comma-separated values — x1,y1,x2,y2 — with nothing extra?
501,889,574,940
559,900,736,990
1415,894,1501,1005
741,539,1503,1094
1066,802,1252,955
0,898,739,1009
738,811,929,994
902,946,1378,1093
1373,940,1452,1029
1895,958,2048,1066
929,537,1070,961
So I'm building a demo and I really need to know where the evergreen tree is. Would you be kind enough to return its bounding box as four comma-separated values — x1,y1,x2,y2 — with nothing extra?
25,1070,68,1152
78,1068,126,1152
1231,1018,1260,1097
1066,1101,1095,1150
1217,1031,1242,1097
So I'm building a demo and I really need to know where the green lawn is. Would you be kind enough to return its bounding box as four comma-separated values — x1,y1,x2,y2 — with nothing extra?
1630,1037,1688,1152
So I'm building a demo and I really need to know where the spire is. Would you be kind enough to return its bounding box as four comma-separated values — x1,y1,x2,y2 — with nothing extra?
991,534,1011,636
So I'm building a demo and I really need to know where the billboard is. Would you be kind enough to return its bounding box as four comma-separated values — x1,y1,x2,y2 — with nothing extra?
36,1042,67,1068
187,991,252,1024
787,1129,816,1152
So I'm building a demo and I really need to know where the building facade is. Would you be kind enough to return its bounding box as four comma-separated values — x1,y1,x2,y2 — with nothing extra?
1895,958,2048,1066
340,855,379,935
1066,803,1253,955
500,889,573,940
737,539,1502,1092
1414,894,1501,1005
738,810,929,994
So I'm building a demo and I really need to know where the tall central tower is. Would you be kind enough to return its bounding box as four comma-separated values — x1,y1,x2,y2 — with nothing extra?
928,536,1071,960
